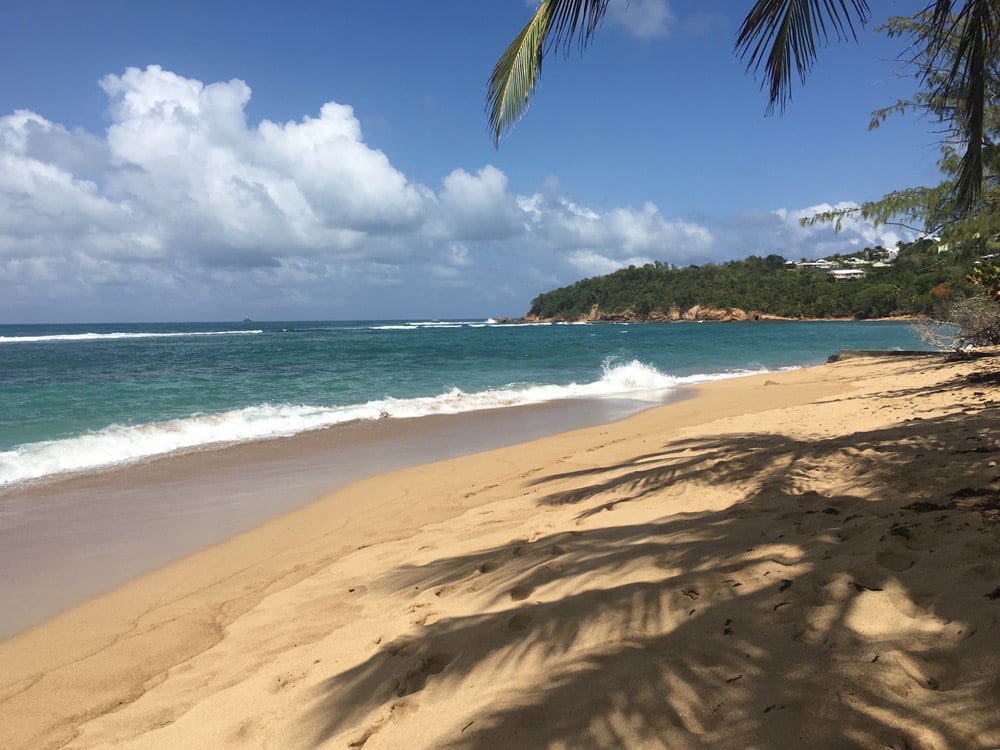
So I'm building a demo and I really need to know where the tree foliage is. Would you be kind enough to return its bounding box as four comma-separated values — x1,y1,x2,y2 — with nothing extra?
914,294,1000,347
804,8,1000,248
526,241,976,321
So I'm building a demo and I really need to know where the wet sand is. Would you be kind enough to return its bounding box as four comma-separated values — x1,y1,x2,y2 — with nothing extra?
3,354,1000,749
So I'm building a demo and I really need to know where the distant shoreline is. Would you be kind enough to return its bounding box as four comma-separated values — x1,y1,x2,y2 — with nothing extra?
495,313,921,324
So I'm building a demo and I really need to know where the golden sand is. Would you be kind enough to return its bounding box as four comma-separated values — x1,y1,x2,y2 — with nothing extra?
2,352,999,749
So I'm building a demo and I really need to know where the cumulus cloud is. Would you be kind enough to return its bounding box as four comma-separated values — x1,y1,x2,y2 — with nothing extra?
771,202,909,257
517,188,714,273
704,201,913,267
1,65,847,321
430,166,524,241
606,0,674,39
99,65,427,258
0,65,726,319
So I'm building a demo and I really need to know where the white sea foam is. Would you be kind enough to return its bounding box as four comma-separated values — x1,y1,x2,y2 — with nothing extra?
370,320,496,331
0,330,263,344
0,359,770,488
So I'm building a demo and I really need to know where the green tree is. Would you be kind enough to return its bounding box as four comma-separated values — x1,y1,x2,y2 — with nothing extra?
488,1,1000,216
803,8,1000,255
523,242,975,321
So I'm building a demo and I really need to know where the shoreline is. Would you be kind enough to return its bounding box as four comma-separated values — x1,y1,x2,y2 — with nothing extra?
3,353,998,749
1,319,931,492
0,392,684,640
503,314,922,325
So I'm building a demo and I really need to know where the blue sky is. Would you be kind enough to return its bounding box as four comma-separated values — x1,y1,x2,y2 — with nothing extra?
0,0,937,322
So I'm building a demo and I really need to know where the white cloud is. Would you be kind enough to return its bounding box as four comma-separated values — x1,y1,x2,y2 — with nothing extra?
446,242,473,267
567,249,653,277
430,165,524,241
523,0,674,39
772,202,908,257
98,65,427,257
0,112,150,262
517,189,714,268
705,201,913,266
3,65,875,321
606,0,674,39
0,66,717,280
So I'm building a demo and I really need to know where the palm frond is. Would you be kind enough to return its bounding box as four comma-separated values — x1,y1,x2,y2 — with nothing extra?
546,0,611,53
487,2,552,147
735,0,870,114
922,0,998,212
874,2,999,218
487,0,610,146
952,0,990,211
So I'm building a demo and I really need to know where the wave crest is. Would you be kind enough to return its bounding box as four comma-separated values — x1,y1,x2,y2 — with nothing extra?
0,330,263,344
0,359,769,487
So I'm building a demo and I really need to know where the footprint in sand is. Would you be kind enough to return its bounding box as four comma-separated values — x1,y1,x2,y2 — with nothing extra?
875,547,917,572
270,670,307,693
527,528,552,543
504,611,533,632
509,583,535,601
507,561,564,601
961,561,998,584
229,718,261,743
385,636,418,657
348,725,380,749
348,701,413,749
477,559,502,574
891,650,962,692
392,653,455,697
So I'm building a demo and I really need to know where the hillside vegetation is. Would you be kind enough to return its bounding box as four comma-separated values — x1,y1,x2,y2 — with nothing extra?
526,240,976,322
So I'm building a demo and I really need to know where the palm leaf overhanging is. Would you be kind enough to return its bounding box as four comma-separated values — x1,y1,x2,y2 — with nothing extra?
489,1,1000,219
487,0,611,147
735,0,1000,214
734,0,871,114
486,2,552,148
921,0,999,211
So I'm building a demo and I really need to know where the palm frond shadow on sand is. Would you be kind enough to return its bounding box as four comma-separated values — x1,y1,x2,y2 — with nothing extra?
308,399,1000,749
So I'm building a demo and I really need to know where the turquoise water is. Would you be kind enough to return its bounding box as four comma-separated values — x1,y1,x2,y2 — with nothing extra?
0,319,931,486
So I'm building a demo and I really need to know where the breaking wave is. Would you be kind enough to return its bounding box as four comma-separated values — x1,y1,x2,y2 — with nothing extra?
0,358,769,487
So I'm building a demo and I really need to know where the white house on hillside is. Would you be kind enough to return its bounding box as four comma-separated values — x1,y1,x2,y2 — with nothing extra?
795,259,837,269
829,268,866,280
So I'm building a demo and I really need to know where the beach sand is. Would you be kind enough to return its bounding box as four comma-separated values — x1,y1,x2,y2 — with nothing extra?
2,352,999,749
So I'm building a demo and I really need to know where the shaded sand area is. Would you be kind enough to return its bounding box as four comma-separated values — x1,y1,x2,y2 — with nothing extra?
3,353,1000,749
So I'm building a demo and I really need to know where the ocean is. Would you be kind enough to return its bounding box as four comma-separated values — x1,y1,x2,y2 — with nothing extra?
0,318,932,489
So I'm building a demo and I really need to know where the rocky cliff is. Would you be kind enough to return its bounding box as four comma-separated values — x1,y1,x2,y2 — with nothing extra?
508,304,783,324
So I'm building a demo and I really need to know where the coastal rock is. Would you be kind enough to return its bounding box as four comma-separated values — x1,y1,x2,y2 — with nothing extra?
515,304,775,324
646,309,675,322
682,305,750,322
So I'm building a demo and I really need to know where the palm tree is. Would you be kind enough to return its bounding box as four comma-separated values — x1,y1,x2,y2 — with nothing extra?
487,0,1000,216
